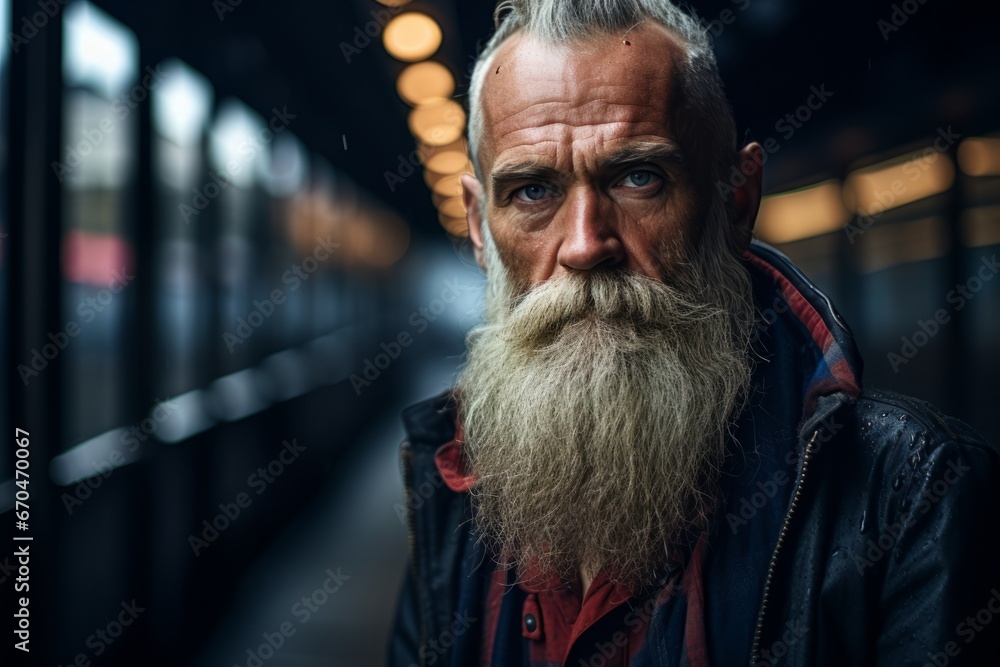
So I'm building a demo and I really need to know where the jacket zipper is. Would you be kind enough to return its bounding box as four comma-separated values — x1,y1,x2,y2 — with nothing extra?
401,443,429,667
750,430,819,665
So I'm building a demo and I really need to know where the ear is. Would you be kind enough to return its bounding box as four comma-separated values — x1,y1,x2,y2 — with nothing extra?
461,173,487,272
731,142,764,252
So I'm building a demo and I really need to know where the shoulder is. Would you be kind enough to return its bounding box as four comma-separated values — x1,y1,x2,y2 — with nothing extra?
856,388,993,452
848,388,998,478
833,389,1000,487
804,388,998,534
831,388,999,532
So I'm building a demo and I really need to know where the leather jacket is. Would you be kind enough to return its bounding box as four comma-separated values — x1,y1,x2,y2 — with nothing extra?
388,242,1000,666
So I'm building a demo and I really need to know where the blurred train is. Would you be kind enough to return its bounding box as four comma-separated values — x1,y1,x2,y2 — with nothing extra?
1,0,998,665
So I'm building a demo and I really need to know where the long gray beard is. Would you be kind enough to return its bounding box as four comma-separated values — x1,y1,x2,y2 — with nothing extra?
456,229,754,587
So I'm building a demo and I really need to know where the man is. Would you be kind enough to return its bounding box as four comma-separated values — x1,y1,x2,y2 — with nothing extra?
389,1,1000,665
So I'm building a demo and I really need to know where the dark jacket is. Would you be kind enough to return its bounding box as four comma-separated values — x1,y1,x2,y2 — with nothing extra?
389,241,1000,666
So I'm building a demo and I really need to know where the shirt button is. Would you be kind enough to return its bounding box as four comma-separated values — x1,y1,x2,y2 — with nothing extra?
524,614,537,633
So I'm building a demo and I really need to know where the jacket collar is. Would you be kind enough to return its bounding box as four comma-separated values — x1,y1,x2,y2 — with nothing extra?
745,240,863,425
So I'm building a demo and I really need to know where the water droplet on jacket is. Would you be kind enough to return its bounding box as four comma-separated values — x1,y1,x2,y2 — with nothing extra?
910,451,922,468
881,412,889,418
900,497,911,512
859,511,868,532
909,433,918,448
893,475,905,491
863,420,872,432
899,414,908,422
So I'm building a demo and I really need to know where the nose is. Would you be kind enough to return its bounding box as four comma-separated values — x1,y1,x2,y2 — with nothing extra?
555,187,625,273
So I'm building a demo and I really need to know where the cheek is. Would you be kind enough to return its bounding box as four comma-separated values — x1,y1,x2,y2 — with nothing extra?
626,200,699,276
489,224,543,289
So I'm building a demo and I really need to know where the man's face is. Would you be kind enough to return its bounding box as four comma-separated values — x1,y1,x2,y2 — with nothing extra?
469,24,702,291
456,24,758,587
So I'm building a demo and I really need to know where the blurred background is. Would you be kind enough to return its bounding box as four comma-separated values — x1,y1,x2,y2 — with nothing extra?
0,0,998,664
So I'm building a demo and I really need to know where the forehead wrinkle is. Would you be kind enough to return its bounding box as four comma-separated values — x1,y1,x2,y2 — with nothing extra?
490,98,666,144
493,122,679,181
479,34,682,181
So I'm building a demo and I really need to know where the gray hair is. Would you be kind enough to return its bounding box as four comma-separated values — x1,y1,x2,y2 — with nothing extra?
466,0,739,225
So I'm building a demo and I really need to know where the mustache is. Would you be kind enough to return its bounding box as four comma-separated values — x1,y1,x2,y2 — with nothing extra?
498,268,725,348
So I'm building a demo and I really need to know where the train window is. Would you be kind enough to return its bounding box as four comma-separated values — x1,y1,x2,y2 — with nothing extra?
151,59,214,397
59,1,139,449
208,99,272,374
265,131,315,347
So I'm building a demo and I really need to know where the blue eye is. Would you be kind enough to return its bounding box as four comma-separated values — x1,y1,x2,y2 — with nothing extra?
622,170,656,188
515,184,549,202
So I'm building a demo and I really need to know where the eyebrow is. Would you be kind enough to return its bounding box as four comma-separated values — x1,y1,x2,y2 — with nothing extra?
598,141,684,171
489,140,684,196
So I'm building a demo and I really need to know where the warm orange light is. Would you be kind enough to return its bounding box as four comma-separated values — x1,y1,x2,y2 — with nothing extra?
755,180,851,244
439,214,468,237
376,0,411,7
408,98,466,147
367,210,411,268
342,209,411,269
396,61,455,106
962,205,1000,248
844,148,955,216
438,196,466,219
958,137,1000,177
854,216,947,273
428,173,463,198
382,12,442,62
286,190,355,264
420,139,469,174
